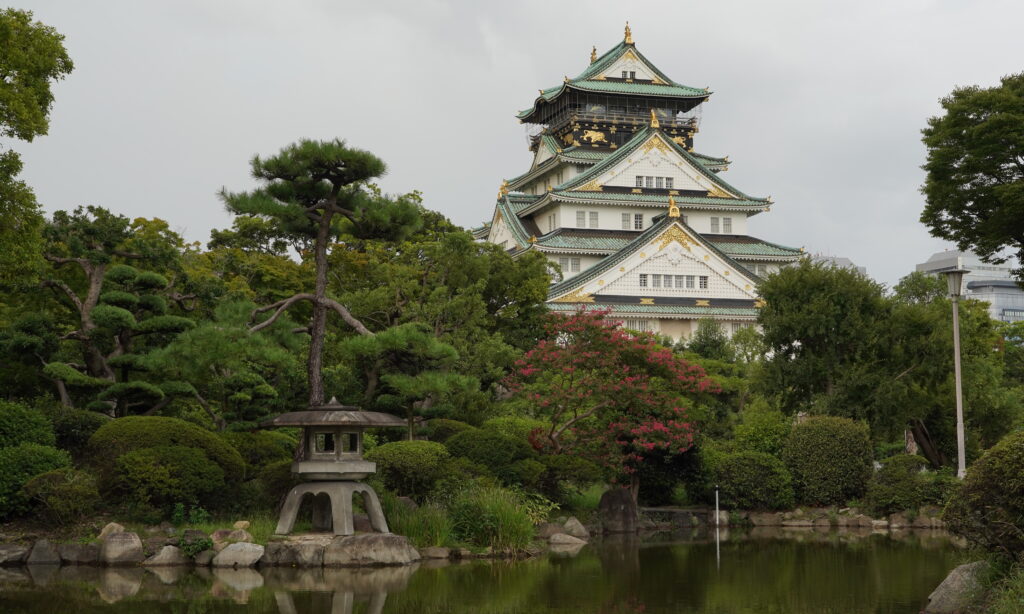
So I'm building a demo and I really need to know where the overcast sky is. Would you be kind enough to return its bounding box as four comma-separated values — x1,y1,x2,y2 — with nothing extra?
9,0,1024,286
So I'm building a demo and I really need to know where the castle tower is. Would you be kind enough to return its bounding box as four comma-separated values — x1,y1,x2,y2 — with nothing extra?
477,25,802,340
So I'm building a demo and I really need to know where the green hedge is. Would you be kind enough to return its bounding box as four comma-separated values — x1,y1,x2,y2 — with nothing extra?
0,443,71,519
365,440,451,501
52,409,109,458
220,430,296,478
21,468,100,525
445,429,534,483
0,400,55,448
113,445,226,512
734,410,791,457
425,419,475,443
945,430,1024,559
865,454,929,516
782,416,872,506
710,450,795,511
87,416,244,484
481,416,547,442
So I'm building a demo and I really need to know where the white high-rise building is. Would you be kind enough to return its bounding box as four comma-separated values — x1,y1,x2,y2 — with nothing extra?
475,25,802,340
916,250,1024,322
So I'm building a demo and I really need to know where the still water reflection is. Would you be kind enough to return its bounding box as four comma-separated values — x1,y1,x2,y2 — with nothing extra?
0,528,960,614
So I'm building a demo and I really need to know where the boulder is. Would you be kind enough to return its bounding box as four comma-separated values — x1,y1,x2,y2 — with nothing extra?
211,543,264,568
58,543,100,565
194,549,216,566
889,512,912,529
419,546,450,559
813,517,832,529
232,520,250,530
227,529,253,543
710,511,730,527
598,487,638,534
549,533,587,545
143,536,172,557
396,496,419,510
563,517,589,540
323,534,419,567
536,523,563,539
142,545,189,566
262,541,324,567
97,522,125,541
100,532,145,566
180,529,210,547
26,539,61,565
871,519,889,530
0,544,29,566
925,560,989,614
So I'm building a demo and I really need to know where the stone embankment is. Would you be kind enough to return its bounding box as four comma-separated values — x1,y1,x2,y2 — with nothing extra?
0,515,595,570
637,505,947,532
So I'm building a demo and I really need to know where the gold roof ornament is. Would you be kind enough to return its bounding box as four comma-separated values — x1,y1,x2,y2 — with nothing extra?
498,180,509,197
528,235,538,244
590,46,597,63
667,195,680,218
624,21,633,44
649,109,659,129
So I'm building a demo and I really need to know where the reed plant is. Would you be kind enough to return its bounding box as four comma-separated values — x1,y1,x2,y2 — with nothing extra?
448,486,535,552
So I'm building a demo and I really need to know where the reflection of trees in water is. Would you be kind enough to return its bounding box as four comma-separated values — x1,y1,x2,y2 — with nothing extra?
0,531,961,614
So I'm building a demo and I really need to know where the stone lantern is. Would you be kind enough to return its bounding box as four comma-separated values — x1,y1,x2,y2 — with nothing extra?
262,398,405,536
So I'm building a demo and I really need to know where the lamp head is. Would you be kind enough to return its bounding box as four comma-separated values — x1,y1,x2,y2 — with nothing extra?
942,268,970,298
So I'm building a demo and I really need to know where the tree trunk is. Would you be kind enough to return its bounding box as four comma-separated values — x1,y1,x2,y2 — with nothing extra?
307,210,333,407
910,418,947,468
629,474,640,504
54,379,73,408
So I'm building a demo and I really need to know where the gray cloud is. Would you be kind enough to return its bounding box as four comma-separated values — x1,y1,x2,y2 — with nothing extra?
10,0,1023,286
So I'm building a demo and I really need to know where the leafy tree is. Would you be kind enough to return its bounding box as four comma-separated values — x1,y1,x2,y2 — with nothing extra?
685,319,734,362
220,139,421,405
506,310,718,498
920,73,1024,278
0,8,73,286
756,259,888,413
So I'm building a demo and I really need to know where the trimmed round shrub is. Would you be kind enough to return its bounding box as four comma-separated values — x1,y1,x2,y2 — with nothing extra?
710,450,794,510
220,430,296,477
783,416,872,506
481,416,547,441
425,419,475,443
734,410,791,457
365,440,451,501
445,429,534,483
52,409,110,458
113,445,226,512
87,416,244,483
865,454,929,516
0,443,71,519
21,468,101,525
0,400,55,448
945,430,1024,559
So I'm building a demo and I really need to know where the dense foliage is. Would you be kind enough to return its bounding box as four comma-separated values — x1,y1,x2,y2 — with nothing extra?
783,416,873,506
0,443,70,517
708,450,794,511
0,400,54,448
945,430,1024,560
365,440,451,501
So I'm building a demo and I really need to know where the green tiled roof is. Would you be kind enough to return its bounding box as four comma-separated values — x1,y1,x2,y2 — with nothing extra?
550,191,767,208
708,237,802,258
547,215,759,298
533,231,799,259
536,231,630,252
556,125,768,204
517,40,709,121
547,303,758,317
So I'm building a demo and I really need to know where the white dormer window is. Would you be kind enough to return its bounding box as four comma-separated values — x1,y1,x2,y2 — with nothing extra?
710,217,720,233
621,213,630,230
656,177,664,189
634,214,644,230
635,176,643,188
621,70,627,79
639,274,648,287
666,177,674,189
589,211,598,228
629,71,636,79
571,258,580,272
723,217,732,233
577,211,586,227
645,176,654,188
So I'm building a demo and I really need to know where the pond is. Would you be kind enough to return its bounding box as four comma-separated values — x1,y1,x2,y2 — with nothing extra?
0,528,960,614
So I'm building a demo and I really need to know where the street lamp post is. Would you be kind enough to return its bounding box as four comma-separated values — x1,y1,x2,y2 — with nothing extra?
942,267,970,479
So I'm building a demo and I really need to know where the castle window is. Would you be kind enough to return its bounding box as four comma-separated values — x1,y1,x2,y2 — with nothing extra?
639,274,648,287
665,177,674,189
589,211,598,228
731,322,742,335
629,71,636,80
621,70,628,79
636,176,643,188
576,211,586,227
656,177,664,189
699,276,709,289
710,217,720,233
675,275,685,288
571,257,580,272
634,214,644,230
756,264,768,276
686,275,695,289
559,257,569,270
645,176,654,188
723,217,732,233
622,213,630,230
652,274,661,288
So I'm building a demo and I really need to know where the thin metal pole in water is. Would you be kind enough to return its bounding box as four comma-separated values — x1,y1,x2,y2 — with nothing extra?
715,485,720,570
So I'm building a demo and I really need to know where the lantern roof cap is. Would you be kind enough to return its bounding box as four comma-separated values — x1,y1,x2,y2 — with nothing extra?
260,398,405,428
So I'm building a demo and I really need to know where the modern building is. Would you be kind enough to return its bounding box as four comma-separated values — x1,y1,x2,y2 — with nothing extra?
811,254,867,277
476,24,802,340
916,250,1024,322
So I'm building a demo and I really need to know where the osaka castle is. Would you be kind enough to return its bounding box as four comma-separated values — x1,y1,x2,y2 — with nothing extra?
476,24,802,341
